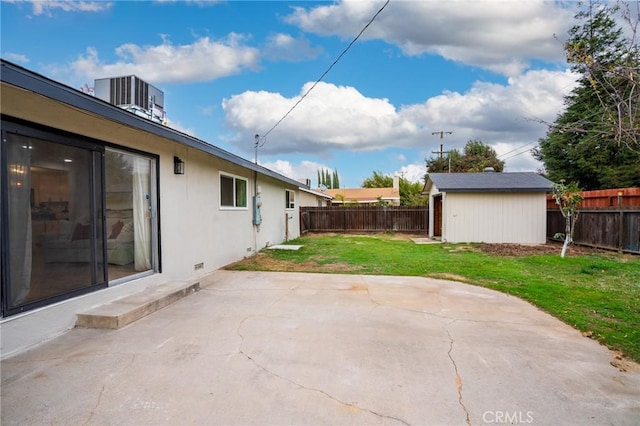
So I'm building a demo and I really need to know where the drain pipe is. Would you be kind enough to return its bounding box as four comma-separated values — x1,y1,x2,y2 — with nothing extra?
252,135,262,255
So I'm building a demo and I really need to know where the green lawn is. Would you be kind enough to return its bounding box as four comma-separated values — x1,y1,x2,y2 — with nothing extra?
227,233,640,363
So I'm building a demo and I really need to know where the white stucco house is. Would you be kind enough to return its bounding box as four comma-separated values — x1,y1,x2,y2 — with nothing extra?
0,60,307,358
424,172,554,244
298,187,333,207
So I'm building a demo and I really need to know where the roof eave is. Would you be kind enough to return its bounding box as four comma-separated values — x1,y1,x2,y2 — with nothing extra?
1,60,307,190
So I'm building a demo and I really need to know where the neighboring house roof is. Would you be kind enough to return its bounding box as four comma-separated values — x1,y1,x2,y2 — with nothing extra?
0,59,306,190
325,187,400,203
299,187,333,200
425,172,554,193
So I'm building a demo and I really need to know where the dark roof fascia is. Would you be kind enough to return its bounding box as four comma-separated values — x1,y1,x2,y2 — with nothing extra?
426,172,554,193
441,188,551,193
1,60,307,189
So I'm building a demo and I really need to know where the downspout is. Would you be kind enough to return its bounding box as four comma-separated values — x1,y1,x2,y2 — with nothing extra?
252,135,261,254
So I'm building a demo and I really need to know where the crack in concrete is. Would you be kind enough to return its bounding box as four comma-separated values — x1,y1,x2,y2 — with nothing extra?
361,285,545,327
82,383,106,426
238,345,410,425
445,325,471,426
236,306,410,425
82,353,136,426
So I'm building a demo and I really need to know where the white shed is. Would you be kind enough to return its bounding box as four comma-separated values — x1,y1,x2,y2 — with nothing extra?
424,172,554,244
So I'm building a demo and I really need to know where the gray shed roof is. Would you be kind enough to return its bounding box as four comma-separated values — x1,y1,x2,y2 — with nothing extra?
426,172,554,193
1,59,307,190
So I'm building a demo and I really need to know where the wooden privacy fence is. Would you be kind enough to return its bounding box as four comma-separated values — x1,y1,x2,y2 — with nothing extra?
300,206,428,233
547,208,640,254
546,187,640,209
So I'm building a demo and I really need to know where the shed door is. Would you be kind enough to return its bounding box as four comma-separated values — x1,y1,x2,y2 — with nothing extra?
434,195,443,237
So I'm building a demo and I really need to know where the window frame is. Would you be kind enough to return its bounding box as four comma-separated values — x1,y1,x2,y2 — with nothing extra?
285,189,295,210
219,172,248,210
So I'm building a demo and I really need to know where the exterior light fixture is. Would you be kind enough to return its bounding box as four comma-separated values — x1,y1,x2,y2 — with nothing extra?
174,156,185,175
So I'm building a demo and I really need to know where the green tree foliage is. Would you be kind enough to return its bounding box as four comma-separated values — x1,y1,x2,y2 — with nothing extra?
362,171,427,206
317,168,339,189
426,139,505,173
534,1,640,189
362,171,393,188
399,179,428,206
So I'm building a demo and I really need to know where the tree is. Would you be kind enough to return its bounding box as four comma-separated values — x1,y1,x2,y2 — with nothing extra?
552,181,584,258
317,168,339,189
362,171,393,188
426,139,504,173
362,171,427,206
399,179,428,206
534,1,640,189
563,0,639,149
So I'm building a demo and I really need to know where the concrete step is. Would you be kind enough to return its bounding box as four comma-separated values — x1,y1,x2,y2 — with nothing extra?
76,281,200,329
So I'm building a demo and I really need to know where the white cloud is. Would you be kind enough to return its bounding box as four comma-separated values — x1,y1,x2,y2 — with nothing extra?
4,53,29,63
285,0,574,76
69,34,260,84
164,118,196,137
222,81,421,154
260,159,331,185
404,69,579,172
222,69,578,164
263,33,324,62
5,0,113,16
396,163,426,184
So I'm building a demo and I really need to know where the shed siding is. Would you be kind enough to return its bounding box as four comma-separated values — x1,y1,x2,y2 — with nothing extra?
444,192,546,244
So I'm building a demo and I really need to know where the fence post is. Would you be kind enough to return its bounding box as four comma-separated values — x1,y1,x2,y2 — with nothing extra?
618,191,624,253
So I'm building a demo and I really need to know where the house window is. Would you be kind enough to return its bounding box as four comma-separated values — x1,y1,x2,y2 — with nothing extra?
285,189,295,209
220,173,247,208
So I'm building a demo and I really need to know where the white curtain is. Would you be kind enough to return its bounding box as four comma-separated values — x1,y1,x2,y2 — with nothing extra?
132,157,151,271
8,137,32,306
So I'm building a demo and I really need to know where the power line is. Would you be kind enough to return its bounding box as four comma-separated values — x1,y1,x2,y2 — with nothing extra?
501,144,538,161
257,0,391,146
497,140,537,159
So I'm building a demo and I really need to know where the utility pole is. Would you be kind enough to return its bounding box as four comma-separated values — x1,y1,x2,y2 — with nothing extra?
432,130,453,140
431,143,448,159
431,131,453,172
254,134,259,164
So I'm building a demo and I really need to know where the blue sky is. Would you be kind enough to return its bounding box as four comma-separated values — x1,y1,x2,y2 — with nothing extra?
1,0,581,187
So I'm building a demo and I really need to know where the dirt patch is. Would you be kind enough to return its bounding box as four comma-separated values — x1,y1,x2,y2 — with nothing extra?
477,241,599,257
610,351,640,373
305,232,425,241
228,252,364,273
428,272,470,283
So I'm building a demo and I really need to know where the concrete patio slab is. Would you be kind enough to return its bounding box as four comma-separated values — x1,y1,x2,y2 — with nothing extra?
2,271,639,426
411,237,441,244
267,244,304,250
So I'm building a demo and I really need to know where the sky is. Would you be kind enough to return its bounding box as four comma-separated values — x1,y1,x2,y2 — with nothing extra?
1,0,582,188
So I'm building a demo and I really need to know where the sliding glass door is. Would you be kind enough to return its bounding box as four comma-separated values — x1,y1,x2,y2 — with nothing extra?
2,128,106,315
104,148,157,281
1,121,159,316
